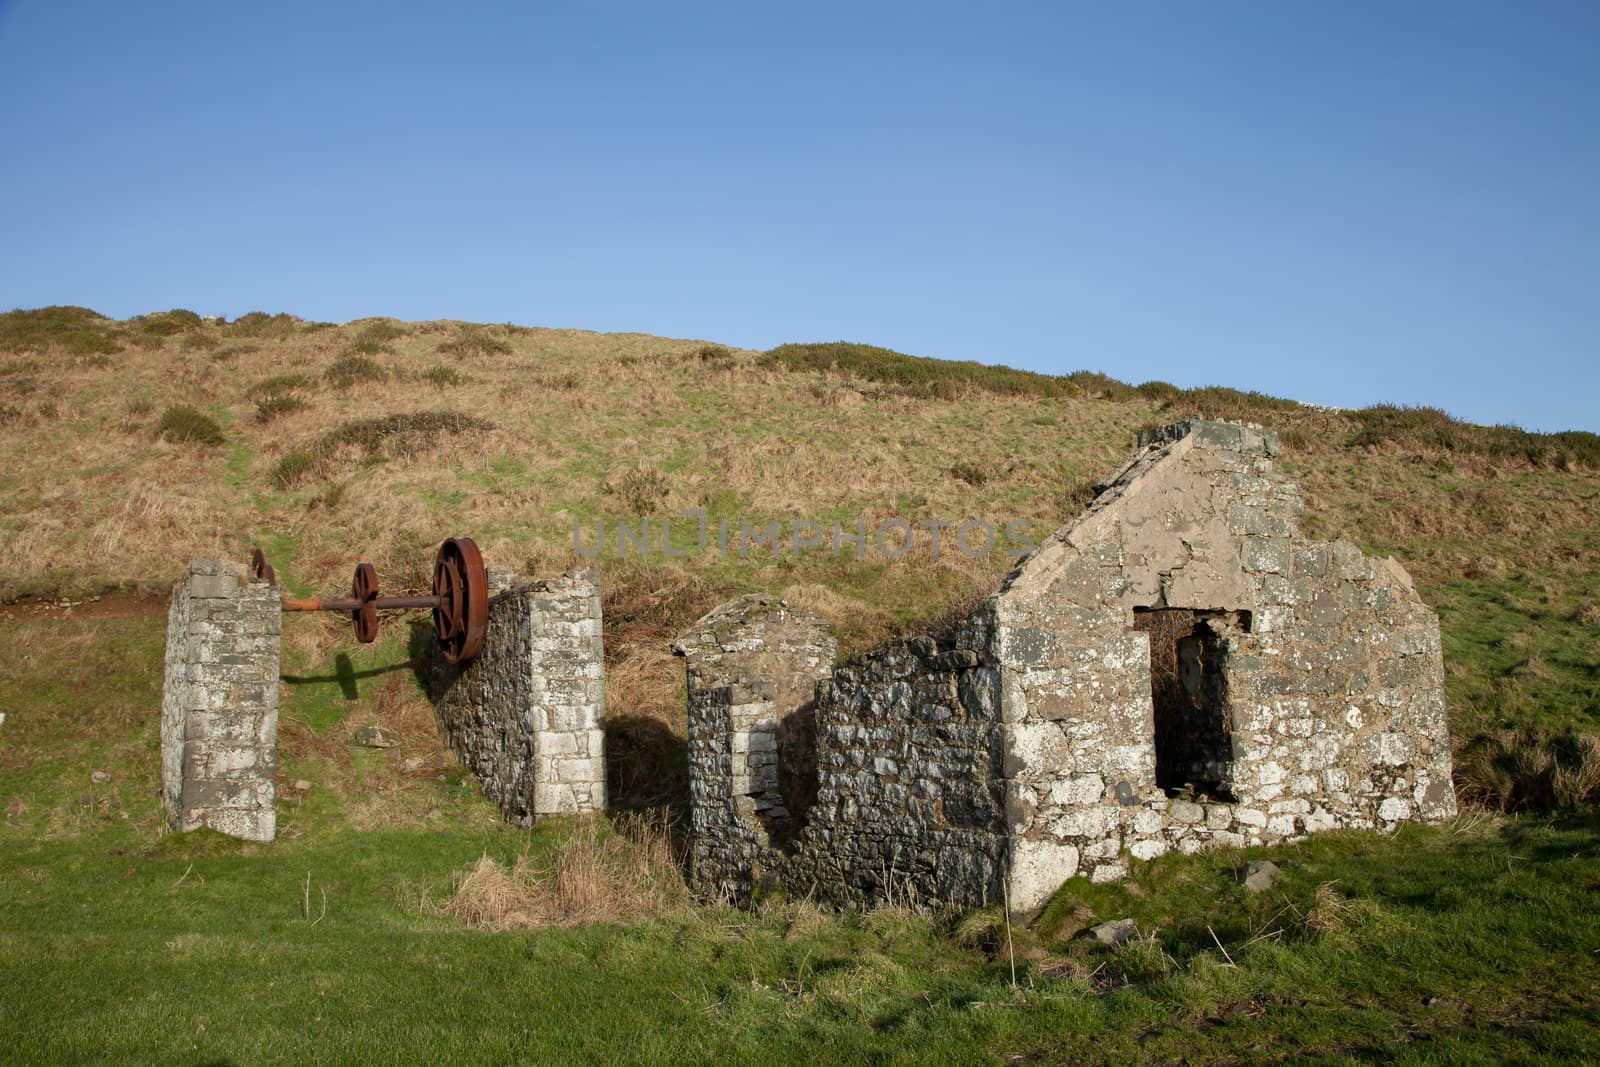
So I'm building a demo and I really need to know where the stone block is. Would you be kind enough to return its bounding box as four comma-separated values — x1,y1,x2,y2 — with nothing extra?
1048,774,1105,807
1128,837,1169,861
1090,860,1129,884
1377,797,1413,822
535,783,580,814
1168,799,1205,824
1009,838,1079,916
1002,722,1070,779
189,574,243,600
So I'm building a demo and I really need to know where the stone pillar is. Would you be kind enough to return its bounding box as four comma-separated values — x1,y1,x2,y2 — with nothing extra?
725,684,785,822
432,568,607,823
160,559,281,842
686,680,784,898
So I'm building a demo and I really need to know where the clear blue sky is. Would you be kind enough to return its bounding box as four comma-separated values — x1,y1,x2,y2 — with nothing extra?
2,2,1596,432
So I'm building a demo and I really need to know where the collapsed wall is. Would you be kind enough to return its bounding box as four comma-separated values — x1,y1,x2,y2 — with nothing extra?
673,596,835,898
160,559,281,842
677,600,1008,908
431,568,608,821
679,419,1457,916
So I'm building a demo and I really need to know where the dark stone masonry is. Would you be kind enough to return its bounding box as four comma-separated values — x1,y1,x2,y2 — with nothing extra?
431,567,608,821
679,419,1456,915
674,596,836,899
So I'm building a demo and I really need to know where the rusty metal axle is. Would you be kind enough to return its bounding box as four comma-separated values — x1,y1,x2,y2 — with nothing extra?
250,538,489,664
281,595,440,613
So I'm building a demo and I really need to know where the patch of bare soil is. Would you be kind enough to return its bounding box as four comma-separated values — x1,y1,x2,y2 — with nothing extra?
2,592,167,623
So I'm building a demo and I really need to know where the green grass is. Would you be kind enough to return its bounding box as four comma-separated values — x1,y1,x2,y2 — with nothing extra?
3,606,1597,1066
1435,577,1600,737
3,752,1598,1062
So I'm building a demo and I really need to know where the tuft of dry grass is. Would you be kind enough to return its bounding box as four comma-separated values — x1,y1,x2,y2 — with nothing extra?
424,812,688,929
254,394,308,423
275,411,494,485
1455,730,1600,812
1302,882,1387,938
325,354,389,388
437,327,513,358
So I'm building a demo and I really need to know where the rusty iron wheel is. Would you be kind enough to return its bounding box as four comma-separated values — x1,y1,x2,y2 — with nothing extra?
352,562,379,644
432,537,487,665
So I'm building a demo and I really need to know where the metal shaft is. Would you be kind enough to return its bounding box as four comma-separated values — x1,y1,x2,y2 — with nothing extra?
281,595,439,613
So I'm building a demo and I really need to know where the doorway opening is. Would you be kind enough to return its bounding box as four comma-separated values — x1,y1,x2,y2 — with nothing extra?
1133,607,1247,798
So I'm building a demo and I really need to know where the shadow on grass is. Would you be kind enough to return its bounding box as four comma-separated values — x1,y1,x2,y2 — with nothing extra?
281,652,413,700
605,715,688,813
407,619,439,699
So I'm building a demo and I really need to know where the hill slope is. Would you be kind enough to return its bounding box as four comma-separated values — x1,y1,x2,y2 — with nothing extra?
2,307,1595,749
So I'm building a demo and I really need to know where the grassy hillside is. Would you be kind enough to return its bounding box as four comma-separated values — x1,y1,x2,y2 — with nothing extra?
2,307,1598,1063
1,306,1595,741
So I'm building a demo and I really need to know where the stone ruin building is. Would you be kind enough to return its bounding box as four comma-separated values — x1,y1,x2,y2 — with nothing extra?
160,560,606,841
678,419,1456,916
159,417,1455,921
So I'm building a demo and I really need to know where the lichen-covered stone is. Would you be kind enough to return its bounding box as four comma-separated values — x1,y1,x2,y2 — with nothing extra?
160,559,280,842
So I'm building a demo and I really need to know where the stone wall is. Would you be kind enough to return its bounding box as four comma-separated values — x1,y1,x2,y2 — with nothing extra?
675,595,837,830
684,681,785,899
160,559,281,842
679,419,1456,919
680,611,1008,908
783,633,1008,909
432,568,607,822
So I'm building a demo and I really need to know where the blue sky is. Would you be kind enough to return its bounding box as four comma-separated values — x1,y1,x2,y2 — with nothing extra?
1,2,1596,432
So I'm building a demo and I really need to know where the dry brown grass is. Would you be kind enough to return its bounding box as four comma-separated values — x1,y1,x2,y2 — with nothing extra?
604,646,681,724
1302,882,1387,938
424,812,689,929
1455,730,1600,812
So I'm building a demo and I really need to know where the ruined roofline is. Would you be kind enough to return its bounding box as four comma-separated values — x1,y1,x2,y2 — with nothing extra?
994,417,1283,598
1098,417,1279,497
1134,416,1280,457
